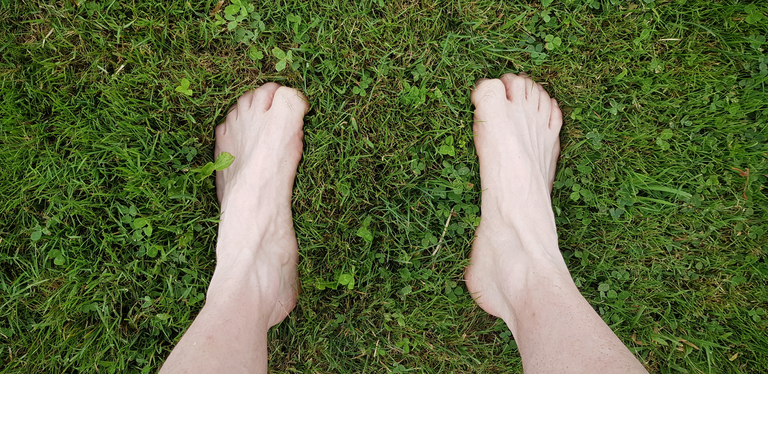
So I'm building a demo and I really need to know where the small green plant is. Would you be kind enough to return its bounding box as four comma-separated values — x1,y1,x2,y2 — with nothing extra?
356,216,374,243
174,78,193,96
438,136,456,157
190,152,235,180
747,35,765,51
519,35,548,65
248,45,264,67
410,159,426,175
399,82,428,107
314,268,356,291
391,363,408,373
395,338,411,354
214,0,265,64
272,47,293,72
47,249,66,266
30,224,46,241
338,273,355,290
544,34,562,50
745,5,764,24
352,72,373,96
656,129,674,151
217,0,254,31
85,1,101,16
444,280,462,302
634,27,652,46
132,217,153,238
410,63,427,81
607,99,625,116
585,131,603,149
287,13,309,43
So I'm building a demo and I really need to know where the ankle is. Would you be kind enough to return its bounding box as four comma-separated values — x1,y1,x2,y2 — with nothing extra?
481,211,561,260
207,251,279,306
498,256,576,322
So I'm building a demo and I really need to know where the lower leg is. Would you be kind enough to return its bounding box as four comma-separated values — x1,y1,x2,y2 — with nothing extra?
499,258,645,373
466,73,646,373
159,254,286,373
160,83,309,373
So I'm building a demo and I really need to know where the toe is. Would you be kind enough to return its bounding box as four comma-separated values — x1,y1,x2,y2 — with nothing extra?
549,137,561,188
238,89,255,110
252,82,282,112
528,80,541,101
270,86,310,117
215,122,226,138
552,138,561,164
499,73,528,102
538,85,551,116
215,170,224,204
471,78,507,112
225,102,239,122
549,99,563,131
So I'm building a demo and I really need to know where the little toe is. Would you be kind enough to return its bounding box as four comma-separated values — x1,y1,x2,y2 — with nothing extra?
269,86,310,117
252,82,282,112
215,170,225,204
215,121,226,139
549,138,561,187
549,99,563,131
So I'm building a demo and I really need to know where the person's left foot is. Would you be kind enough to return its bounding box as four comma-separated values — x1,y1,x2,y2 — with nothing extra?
211,83,309,327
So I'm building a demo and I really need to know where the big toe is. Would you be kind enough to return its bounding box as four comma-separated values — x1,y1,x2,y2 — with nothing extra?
269,86,310,118
471,78,507,115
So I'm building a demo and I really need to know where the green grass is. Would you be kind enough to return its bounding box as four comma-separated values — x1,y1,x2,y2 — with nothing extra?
1,0,767,373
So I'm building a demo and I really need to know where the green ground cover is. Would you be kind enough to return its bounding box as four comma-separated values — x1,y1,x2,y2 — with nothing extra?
1,0,767,373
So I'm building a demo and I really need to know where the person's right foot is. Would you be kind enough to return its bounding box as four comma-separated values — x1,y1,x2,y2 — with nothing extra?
465,73,565,326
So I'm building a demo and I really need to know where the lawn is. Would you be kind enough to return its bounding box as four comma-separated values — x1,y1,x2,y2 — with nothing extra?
1,0,767,373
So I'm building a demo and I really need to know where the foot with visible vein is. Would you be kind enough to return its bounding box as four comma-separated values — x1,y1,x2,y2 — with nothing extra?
160,83,310,374
212,83,309,326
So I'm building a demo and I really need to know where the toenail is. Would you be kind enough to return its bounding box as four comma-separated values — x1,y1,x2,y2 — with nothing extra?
475,78,490,88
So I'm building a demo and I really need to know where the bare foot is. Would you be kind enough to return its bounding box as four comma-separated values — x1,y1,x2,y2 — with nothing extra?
465,73,564,328
465,76,647,373
212,83,309,327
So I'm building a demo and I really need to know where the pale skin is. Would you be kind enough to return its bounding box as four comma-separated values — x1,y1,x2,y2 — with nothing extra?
160,74,647,374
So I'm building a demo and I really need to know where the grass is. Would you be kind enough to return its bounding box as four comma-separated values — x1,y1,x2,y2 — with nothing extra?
0,0,766,374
